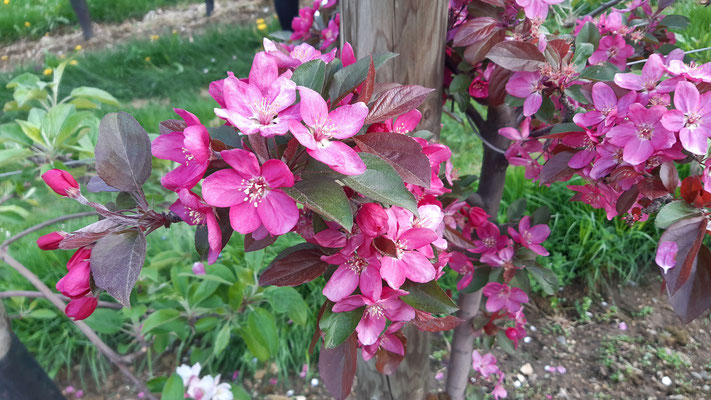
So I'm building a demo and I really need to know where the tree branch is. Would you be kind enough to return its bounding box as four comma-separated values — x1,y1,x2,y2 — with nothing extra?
0,211,97,250
0,291,122,309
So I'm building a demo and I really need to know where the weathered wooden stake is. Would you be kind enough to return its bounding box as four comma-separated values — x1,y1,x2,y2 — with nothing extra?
69,0,93,40
340,1,448,398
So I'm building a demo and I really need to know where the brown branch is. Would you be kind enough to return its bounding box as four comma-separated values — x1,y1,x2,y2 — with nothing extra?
0,291,122,309
0,251,157,400
0,211,97,250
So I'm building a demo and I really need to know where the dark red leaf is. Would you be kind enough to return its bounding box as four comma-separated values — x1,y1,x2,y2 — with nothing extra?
413,310,464,332
95,112,152,192
159,119,186,135
309,301,329,354
356,56,376,105
373,236,399,258
365,85,435,125
258,244,328,286
486,41,546,72
463,29,505,65
615,186,639,216
681,176,711,208
452,17,498,47
247,134,269,163
354,132,431,187
539,151,575,184
668,245,711,323
659,162,679,194
59,219,120,249
487,65,513,106
544,39,571,65
444,225,476,250
318,333,358,400
90,230,147,307
638,177,668,199
375,348,406,375
659,216,708,295
86,176,120,193
244,232,277,252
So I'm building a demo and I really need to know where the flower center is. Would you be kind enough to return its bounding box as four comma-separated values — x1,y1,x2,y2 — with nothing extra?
607,46,619,59
393,240,407,259
483,236,496,248
242,176,269,206
182,147,195,166
637,123,654,140
252,97,280,125
187,209,205,225
366,304,385,319
686,112,702,128
346,254,368,274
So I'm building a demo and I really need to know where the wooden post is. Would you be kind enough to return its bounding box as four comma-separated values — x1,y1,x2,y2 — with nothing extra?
69,0,93,40
340,1,448,398
0,301,66,399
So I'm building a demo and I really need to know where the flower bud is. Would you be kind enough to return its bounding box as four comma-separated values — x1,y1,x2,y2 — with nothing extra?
41,169,79,197
56,260,91,298
67,247,92,271
65,296,98,320
356,203,388,237
36,231,66,250
192,262,206,275
468,206,489,227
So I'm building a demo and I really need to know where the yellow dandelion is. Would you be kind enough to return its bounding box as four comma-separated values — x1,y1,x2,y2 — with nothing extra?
257,23,268,31
24,21,31,28
69,59,78,66
172,29,178,35
150,34,160,41
43,68,53,76
59,54,66,59
74,44,82,51
3,0,10,5
1,55,8,61
144,56,151,62
256,18,265,24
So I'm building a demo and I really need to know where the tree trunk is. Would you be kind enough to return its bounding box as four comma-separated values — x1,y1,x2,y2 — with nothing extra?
0,301,66,399
69,0,93,40
340,1,447,398
445,105,516,400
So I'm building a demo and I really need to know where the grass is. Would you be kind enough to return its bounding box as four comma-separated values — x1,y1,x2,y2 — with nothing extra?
0,0,203,43
668,0,711,62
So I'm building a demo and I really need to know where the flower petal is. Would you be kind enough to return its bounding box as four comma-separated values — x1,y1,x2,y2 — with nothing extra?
257,190,299,235
229,201,261,234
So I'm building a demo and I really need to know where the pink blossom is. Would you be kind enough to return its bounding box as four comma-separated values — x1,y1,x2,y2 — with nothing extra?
214,53,299,137
589,143,625,180
378,207,440,289
202,149,298,236
42,169,80,197
468,76,489,98
666,60,711,83
606,104,675,165
515,0,564,19
506,71,544,117
290,6,315,41
37,231,66,250
320,14,339,50
332,287,415,346
65,295,97,320
170,189,222,264
208,71,235,108
568,183,619,220
614,54,668,93
588,35,634,71
471,350,499,378
289,86,368,175
367,109,422,134
361,322,405,361
492,376,507,400
480,246,515,268
356,203,389,237
573,83,635,128
618,321,628,331
264,39,337,68
152,108,212,191
507,216,550,256
655,241,678,274
57,247,92,299
322,236,382,302
482,282,529,313
448,251,475,291
470,222,508,254
660,81,711,155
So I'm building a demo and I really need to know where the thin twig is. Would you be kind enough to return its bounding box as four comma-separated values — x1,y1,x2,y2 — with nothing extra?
563,0,624,28
464,108,507,155
0,159,95,179
0,211,96,249
626,46,711,66
0,251,157,400
465,104,486,132
0,291,122,309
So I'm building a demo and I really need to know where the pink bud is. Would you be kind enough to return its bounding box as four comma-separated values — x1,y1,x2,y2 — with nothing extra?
468,206,489,227
75,390,84,399
435,372,444,380
192,262,206,275
65,386,75,394
37,231,66,250
65,296,98,320
269,377,278,385
67,247,92,271
41,169,79,197
137,392,145,399
356,203,388,237
56,260,91,298
618,322,628,331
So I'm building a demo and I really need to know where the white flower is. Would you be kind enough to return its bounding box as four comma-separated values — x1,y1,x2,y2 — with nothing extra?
177,363,201,388
188,375,217,400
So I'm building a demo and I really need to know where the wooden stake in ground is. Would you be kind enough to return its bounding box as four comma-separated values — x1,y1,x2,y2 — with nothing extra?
69,0,93,40
340,1,448,398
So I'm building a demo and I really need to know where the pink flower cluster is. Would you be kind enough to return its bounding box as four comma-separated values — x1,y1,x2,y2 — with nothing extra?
289,0,340,50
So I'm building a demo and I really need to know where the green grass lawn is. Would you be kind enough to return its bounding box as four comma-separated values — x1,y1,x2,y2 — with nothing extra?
0,0,203,43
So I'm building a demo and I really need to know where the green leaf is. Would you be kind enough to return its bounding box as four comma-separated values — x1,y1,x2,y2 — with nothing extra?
571,42,594,72
534,96,555,123
661,15,689,31
575,22,600,50
292,59,327,92
55,111,98,147
42,103,75,144
527,264,559,295
162,373,184,400
0,148,34,168
655,200,702,229
328,53,397,103
449,74,472,94
6,72,40,89
266,286,309,326
214,323,231,356
15,119,44,145
142,309,181,334
343,153,418,214
207,125,242,149
319,302,363,349
401,280,458,314
84,308,124,334
549,122,584,134
69,86,120,107
564,85,589,105
506,198,527,222
228,282,245,310
578,63,620,81
496,329,515,355
462,266,492,293
283,177,353,231
242,307,278,362
26,309,57,319
232,384,251,400
178,272,233,286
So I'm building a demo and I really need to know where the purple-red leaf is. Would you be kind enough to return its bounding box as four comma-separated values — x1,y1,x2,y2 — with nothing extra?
660,162,679,194
452,17,498,47
318,333,358,400
488,65,513,107
413,310,464,332
59,219,120,249
668,245,711,323
659,216,708,295
90,230,147,307
615,186,639,216
539,151,575,184
354,132,431,187
356,56,376,105
258,244,328,286
463,29,505,65
159,119,186,135
486,41,546,72
95,112,152,192
364,85,434,125
244,232,277,252
86,175,120,193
